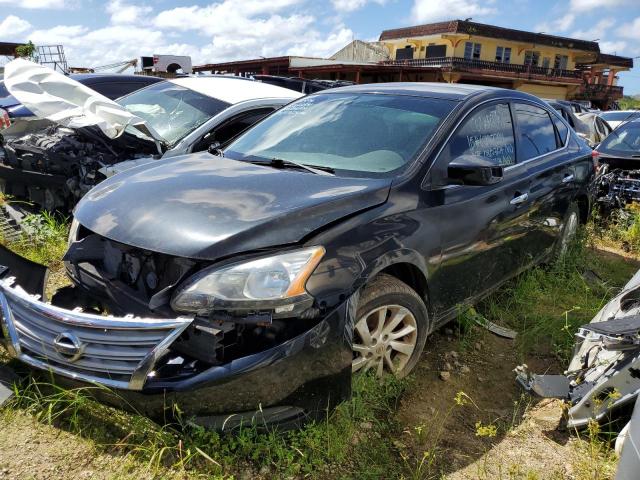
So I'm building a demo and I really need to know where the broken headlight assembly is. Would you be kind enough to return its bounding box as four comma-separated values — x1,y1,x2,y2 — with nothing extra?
170,246,325,317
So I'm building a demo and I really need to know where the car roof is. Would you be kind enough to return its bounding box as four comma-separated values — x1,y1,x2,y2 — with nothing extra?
320,82,502,100
69,73,162,83
168,76,302,104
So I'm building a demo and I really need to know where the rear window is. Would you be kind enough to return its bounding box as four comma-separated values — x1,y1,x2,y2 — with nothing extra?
598,122,640,155
552,115,569,147
514,103,558,160
600,111,639,122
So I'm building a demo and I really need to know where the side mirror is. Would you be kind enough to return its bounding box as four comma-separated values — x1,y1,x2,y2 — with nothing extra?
448,155,504,186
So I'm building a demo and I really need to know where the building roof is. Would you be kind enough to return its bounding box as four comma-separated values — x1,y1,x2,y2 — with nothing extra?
590,53,634,68
379,19,600,53
0,42,23,57
325,82,499,100
169,76,302,103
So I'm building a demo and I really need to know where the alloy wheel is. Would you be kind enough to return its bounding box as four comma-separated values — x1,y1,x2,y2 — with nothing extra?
352,304,418,377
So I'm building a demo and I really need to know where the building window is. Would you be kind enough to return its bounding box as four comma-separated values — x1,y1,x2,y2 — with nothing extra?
524,50,540,67
554,54,569,70
542,57,550,70
495,46,511,63
464,42,482,60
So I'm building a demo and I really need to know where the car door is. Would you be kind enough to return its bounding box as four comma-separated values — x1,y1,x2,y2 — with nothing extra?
426,101,534,313
512,102,575,259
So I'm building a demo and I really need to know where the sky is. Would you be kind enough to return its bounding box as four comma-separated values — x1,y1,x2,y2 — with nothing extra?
1,0,640,94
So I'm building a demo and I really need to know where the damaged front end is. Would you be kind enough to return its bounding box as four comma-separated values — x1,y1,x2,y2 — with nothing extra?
516,269,640,429
0,126,158,211
0,241,353,429
594,164,640,215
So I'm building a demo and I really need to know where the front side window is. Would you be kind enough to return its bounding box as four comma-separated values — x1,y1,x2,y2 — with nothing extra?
117,81,230,146
524,50,540,66
514,103,557,160
464,42,482,60
225,93,456,177
442,103,516,167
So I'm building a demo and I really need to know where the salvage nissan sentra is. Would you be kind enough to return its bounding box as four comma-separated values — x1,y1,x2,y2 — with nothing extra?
0,83,594,428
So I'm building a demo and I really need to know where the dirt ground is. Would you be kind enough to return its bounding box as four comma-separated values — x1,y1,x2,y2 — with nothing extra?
0,332,586,479
0,249,635,479
396,330,577,479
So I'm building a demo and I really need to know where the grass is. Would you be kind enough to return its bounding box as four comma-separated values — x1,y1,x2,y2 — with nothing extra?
0,209,637,478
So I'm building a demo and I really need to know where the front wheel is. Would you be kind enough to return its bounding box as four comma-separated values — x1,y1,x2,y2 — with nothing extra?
352,274,429,378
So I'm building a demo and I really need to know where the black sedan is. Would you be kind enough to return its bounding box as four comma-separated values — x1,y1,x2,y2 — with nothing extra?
0,83,594,428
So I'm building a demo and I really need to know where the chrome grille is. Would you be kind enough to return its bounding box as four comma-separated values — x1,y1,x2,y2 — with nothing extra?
0,278,192,390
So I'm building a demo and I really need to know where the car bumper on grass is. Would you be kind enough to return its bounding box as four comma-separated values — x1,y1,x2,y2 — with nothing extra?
0,255,353,429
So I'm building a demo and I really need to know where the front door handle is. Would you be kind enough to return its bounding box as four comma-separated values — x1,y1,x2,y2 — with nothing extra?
562,174,575,184
510,193,529,206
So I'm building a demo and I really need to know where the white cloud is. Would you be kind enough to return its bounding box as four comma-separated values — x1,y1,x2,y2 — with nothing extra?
106,0,152,25
570,0,632,11
0,0,66,8
0,15,32,35
535,13,576,33
618,17,640,40
599,40,627,54
410,0,495,24
571,18,615,41
331,0,386,13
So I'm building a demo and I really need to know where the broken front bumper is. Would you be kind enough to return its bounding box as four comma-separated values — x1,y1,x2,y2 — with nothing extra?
0,276,192,391
0,273,353,427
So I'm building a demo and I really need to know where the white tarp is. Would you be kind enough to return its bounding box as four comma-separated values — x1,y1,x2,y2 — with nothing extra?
3,58,162,143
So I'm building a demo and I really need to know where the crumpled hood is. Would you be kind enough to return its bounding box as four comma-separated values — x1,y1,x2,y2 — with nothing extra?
3,59,162,142
74,152,391,260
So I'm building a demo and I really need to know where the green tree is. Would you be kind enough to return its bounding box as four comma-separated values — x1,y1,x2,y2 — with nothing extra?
15,41,36,59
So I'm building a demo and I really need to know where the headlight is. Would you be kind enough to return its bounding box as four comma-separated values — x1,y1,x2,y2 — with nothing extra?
68,217,80,247
171,246,325,314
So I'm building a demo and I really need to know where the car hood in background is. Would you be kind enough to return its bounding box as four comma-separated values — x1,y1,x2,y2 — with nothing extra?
3,59,163,143
74,153,392,260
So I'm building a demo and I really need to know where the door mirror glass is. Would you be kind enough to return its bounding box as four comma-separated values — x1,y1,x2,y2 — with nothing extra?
448,155,504,186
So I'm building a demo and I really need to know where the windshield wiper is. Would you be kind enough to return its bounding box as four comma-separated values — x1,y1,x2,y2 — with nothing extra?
256,158,335,176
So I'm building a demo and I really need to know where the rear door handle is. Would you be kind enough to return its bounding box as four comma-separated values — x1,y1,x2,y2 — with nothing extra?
562,174,575,184
510,193,529,206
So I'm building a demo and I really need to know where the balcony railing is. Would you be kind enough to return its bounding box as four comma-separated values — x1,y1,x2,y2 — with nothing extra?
383,56,583,80
573,83,624,100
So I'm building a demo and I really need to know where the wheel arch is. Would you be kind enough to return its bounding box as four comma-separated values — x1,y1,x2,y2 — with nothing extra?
359,249,432,317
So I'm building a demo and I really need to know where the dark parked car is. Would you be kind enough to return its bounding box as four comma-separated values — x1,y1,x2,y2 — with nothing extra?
593,118,640,212
0,83,594,428
254,75,355,94
0,73,163,140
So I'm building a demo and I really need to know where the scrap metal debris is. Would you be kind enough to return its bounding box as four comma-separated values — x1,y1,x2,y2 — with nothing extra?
516,269,640,429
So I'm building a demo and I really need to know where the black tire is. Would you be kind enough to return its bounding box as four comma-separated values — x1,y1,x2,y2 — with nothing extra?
553,202,580,261
353,273,429,378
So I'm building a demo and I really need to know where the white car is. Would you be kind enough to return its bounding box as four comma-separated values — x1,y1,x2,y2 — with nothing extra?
0,59,301,211
598,110,640,130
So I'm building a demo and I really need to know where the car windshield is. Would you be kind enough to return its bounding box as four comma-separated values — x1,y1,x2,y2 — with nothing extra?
224,93,455,176
599,122,640,155
117,81,230,146
600,111,639,122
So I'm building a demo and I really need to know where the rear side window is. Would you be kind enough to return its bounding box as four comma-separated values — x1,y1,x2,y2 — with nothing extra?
552,115,569,147
444,103,516,167
514,103,557,160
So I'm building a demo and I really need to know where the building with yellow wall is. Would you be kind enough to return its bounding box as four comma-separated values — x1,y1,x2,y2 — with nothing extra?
194,19,633,109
